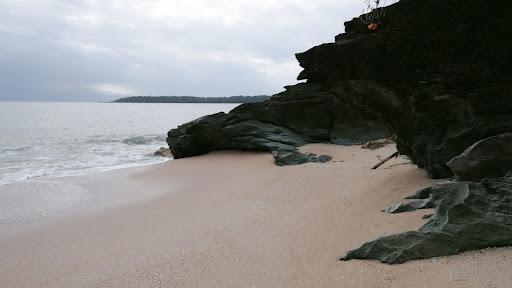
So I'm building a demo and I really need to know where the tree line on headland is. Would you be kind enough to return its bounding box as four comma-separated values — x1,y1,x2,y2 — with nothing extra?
112,95,270,104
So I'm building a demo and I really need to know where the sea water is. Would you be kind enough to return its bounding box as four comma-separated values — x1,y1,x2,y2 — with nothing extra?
0,102,237,186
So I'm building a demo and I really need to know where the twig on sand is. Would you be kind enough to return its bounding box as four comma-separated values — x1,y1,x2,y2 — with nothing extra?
372,151,399,169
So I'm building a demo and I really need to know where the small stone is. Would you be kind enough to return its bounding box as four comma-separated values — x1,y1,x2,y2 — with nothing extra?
154,147,172,158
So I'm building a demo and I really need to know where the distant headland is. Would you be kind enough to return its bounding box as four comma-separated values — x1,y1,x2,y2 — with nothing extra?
112,95,270,104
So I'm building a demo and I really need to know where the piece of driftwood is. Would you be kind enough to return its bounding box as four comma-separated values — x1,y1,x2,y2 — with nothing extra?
372,151,399,169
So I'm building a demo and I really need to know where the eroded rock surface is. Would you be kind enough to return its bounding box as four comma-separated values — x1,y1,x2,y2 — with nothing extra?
447,133,512,181
168,82,396,165
342,173,512,264
296,0,512,178
168,0,512,175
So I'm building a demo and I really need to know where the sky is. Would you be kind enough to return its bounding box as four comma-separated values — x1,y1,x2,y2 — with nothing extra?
0,0,394,102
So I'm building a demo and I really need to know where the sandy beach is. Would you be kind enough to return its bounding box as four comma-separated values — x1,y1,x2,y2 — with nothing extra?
1,144,511,288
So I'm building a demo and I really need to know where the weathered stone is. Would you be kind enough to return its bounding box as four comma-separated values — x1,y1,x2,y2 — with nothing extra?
273,149,332,166
341,173,512,264
382,199,434,214
168,0,512,174
447,133,512,181
154,147,172,158
167,82,395,165
296,0,512,178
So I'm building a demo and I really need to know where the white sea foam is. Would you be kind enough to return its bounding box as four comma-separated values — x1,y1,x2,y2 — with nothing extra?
0,102,238,186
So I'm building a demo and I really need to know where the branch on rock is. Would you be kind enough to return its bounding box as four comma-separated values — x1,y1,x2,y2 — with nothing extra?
372,151,399,169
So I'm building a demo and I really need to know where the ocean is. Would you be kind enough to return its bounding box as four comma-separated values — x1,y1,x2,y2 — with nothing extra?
0,102,238,186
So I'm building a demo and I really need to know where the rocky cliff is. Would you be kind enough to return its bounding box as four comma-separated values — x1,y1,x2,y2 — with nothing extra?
168,82,398,165
168,0,512,264
296,0,512,178
168,0,511,178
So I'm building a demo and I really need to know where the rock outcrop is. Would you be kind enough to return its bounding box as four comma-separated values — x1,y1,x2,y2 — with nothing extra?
166,0,512,264
154,147,172,158
168,0,511,176
447,133,512,181
296,0,512,178
342,173,512,264
168,82,397,165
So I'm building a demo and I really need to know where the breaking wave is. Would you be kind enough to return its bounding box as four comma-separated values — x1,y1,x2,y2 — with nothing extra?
122,135,167,145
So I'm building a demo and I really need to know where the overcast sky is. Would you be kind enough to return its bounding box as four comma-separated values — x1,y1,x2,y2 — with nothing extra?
0,0,392,101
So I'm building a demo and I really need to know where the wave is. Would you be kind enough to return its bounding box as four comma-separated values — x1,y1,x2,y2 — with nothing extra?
122,135,166,145
83,134,167,146
0,146,32,153
1,134,168,187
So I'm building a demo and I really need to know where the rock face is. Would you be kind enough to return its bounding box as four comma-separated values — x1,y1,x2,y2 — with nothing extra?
168,0,512,176
296,0,512,178
342,173,512,264
447,133,512,181
168,82,397,165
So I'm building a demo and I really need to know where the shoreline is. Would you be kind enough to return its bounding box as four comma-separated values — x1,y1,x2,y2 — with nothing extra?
0,152,169,188
0,161,172,236
1,144,511,287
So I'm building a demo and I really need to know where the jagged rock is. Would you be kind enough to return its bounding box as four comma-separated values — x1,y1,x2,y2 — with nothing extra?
273,150,332,166
296,0,512,178
382,198,434,214
167,82,396,165
341,173,512,264
154,147,172,158
168,0,511,173
447,133,512,181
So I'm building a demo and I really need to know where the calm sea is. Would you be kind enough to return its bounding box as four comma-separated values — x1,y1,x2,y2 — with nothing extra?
0,102,237,186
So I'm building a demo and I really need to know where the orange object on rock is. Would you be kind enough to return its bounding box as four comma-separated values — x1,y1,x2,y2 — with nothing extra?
368,22,378,31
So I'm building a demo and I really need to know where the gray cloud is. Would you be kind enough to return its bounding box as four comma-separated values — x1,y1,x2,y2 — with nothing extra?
0,0,393,101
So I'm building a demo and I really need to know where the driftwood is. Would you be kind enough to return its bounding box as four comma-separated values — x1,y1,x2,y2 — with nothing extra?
372,151,399,169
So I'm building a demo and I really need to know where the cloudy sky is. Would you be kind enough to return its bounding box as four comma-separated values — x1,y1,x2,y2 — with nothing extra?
0,0,389,101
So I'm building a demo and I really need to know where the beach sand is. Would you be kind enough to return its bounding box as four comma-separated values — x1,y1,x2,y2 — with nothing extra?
1,144,511,287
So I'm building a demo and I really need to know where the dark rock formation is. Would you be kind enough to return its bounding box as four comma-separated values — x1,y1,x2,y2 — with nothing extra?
447,133,512,181
168,0,511,176
168,82,396,165
342,173,512,264
296,0,512,178
165,0,512,264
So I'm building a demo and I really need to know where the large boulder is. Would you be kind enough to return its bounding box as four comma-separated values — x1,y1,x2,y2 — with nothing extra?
342,173,512,264
167,82,396,165
447,133,512,181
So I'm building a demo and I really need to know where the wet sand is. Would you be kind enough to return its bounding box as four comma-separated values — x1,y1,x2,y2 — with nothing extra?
1,144,511,287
